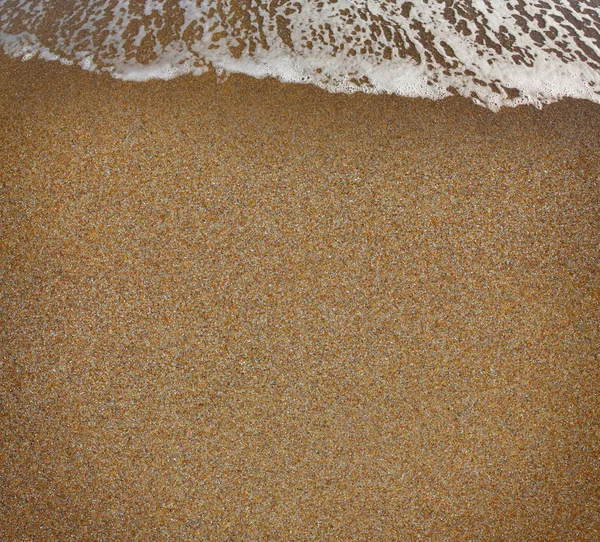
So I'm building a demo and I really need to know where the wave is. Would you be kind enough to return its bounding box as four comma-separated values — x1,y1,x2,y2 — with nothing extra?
1,0,600,109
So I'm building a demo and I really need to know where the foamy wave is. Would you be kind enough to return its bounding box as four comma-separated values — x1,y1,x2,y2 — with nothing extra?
1,0,600,109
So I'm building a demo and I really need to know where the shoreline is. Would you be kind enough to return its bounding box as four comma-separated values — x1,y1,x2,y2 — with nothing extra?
1,53,599,540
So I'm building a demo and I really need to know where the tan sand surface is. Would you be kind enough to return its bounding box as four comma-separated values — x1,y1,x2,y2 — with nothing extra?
1,54,599,540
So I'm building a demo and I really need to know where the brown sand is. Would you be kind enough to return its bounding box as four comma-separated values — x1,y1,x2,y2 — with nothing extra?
1,54,599,541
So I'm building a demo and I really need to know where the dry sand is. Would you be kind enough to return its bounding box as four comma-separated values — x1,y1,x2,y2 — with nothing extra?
1,54,599,540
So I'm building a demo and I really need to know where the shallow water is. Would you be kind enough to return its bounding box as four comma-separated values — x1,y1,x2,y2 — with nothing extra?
1,0,600,109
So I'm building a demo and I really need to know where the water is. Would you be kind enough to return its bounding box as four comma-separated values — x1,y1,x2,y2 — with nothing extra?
1,0,599,110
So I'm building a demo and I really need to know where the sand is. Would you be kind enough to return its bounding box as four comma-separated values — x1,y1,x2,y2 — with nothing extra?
1,54,599,541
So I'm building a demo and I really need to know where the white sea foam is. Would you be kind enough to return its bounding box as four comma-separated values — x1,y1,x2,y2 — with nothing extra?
1,0,599,110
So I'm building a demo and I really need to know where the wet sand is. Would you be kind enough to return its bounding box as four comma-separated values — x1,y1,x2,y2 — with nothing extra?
1,54,599,540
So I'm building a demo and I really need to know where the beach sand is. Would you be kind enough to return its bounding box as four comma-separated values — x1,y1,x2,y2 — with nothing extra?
1,54,599,540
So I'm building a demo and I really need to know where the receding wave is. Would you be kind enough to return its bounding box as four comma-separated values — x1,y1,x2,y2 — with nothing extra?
1,0,600,109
